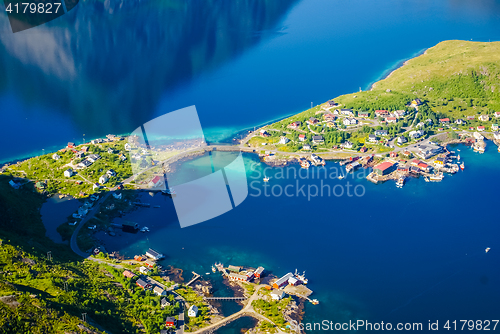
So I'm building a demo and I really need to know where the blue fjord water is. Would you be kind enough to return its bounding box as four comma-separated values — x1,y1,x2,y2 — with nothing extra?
93,146,500,333
3,0,500,161
2,0,500,331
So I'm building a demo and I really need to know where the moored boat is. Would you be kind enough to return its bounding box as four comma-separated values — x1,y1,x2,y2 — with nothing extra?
263,177,269,182
396,176,405,188
429,172,444,181
485,247,491,253
460,162,464,170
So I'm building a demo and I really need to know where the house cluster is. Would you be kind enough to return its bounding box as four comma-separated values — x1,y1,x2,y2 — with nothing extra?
226,265,265,283
375,109,406,123
76,153,101,169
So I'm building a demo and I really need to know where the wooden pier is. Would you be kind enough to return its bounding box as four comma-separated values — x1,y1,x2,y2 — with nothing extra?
185,272,201,287
205,297,246,301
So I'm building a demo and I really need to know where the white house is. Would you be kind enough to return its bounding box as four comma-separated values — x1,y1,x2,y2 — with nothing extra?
397,136,407,145
279,136,290,145
409,130,424,139
188,305,198,317
302,144,311,150
368,134,377,143
153,286,166,296
342,141,353,149
139,266,150,274
455,119,465,125
271,290,285,301
343,118,357,126
52,153,61,160
394,110,406,118
479,114,490,122
99,175,109,184
495,112,500,118
64,169,74,178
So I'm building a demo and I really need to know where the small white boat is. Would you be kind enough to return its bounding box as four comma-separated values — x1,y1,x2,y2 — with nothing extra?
396,176,405,188
338,175,344,180
485,247,491,253
263,177,269,182
212,266,216,273
457,154,460,161
311,299,319,305
140,227,150,233
460,162,465,171
205,272,210,275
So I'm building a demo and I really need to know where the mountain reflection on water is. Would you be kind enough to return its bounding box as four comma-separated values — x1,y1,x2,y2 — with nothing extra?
0,0,298,136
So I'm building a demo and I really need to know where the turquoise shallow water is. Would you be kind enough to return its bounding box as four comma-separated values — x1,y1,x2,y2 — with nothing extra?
92,145,500,332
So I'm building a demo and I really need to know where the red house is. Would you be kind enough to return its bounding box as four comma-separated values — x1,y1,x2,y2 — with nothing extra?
375,110,388,116
439,118,450,124
67,142,75,149
123,270,136,278
165,317,176,328
288,121,301,130
360,147,367,153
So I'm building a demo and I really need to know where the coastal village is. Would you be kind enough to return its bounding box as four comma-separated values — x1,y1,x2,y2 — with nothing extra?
90,244,318,333
249,97,500,186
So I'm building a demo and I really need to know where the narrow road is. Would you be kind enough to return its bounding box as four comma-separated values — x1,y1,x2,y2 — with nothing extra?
70,192,112,257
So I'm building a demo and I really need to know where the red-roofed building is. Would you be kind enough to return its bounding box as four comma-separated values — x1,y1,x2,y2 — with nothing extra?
477,126,485,131
298,134,306,142
148,176,164,188
417,162,431,172
386,117,397,123
288,121,301,130
375,110,389,116
373,161,395,175
389,151,398,158
123,270,136,278
439,118,450,124
360,147,367,153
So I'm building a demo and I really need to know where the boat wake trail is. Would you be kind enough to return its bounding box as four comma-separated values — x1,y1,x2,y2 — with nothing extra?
387,251,485,316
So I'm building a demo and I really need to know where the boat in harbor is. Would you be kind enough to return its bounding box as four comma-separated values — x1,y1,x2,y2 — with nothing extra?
396,176,405,188
485,247,491,253
212,265,216,273
295,269,308,284
460,162,465,170
457,154,460,161
311,299,319,305
300,159,310,169
263,177,269,182
429,172,444,181
140,227,150,233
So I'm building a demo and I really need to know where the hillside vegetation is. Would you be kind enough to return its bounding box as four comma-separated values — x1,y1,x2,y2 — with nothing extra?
261,40,500,154
345,40,500,116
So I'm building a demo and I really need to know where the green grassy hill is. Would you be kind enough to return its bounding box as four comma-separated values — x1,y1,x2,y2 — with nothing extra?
262,40,500,153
